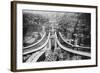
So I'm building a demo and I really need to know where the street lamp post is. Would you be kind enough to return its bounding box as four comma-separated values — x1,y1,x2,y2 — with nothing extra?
73,33,79,60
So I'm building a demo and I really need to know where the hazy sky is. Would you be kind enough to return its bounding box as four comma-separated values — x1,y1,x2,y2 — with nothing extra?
23,9,79,21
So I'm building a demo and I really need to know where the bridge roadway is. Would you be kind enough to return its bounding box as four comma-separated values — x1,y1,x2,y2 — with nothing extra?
23,32,50,55
26,46,47,62
24,32,91,62
23,32,46,49
55,32,91,57
59,32,90,49
25,34,51,62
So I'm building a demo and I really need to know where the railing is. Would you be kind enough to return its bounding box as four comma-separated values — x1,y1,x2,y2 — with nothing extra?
55,32,91,57
23,33,50,55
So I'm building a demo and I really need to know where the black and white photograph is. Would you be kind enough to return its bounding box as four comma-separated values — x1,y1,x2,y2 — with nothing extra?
11,1,97,71
23,10,91,63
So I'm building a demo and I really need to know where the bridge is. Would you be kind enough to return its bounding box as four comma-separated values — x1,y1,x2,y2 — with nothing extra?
23,31,91,62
